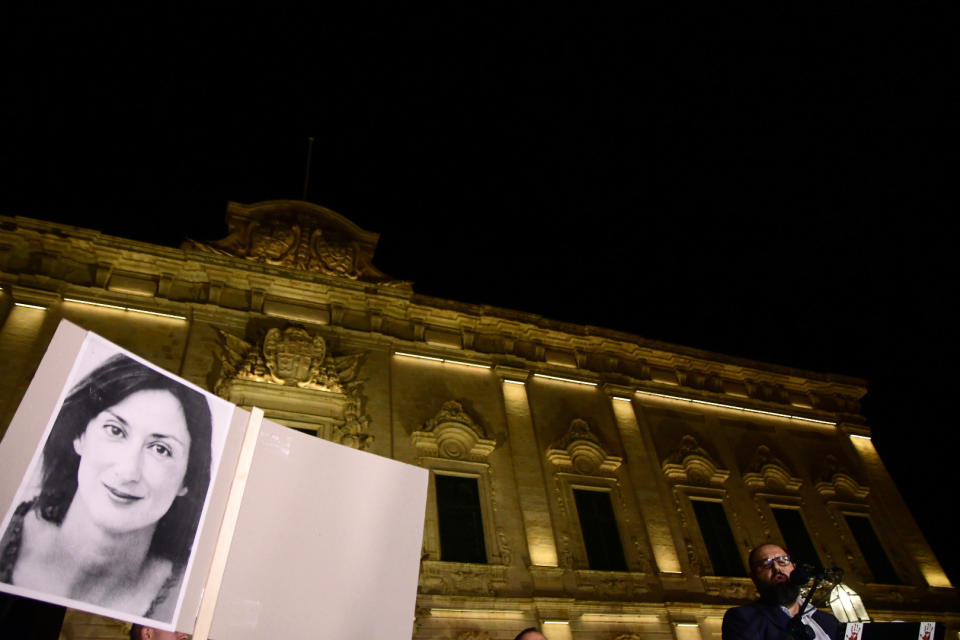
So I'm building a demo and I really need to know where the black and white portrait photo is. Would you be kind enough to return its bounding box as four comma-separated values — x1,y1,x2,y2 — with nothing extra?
0,333,233,628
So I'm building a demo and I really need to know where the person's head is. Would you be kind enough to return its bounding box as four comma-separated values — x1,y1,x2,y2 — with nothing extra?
130,623,192,640
38,353,213,564
514,628,547,640
749,543,799,606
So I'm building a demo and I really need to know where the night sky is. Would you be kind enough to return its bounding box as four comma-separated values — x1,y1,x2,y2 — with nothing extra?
3,6,957,587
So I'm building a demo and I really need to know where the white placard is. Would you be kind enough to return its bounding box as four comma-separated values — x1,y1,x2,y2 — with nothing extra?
209,419,429,640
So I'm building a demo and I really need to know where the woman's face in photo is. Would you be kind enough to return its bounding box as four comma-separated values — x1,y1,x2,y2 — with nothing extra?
72,389,192,535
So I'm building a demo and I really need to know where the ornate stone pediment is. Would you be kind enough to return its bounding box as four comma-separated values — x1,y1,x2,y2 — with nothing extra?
815,455,869,499
183,200,410,286
743,445,803,492
546,418,622,474
662,434,729,486
412,400,496,461
213,324,373,450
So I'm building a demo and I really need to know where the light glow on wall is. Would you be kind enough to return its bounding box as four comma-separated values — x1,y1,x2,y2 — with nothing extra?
533,373,597,386
429,608,524,619
542,620,573,640
674,621,704,640
501,380,559,568
14,302,46,310
849,435,952,588
635,389,835,425
63,297,186,320
581,613,662,623
393,351,491,369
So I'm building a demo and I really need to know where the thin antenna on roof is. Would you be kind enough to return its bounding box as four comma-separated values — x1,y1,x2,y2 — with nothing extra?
301,136,315,201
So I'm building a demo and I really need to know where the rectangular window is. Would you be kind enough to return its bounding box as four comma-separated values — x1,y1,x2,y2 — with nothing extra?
435,474,487,564
772,508,822,571
573,489,628,571
845,514,900,584
690,499,746,577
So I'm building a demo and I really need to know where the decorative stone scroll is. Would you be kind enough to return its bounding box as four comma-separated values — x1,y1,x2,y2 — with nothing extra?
546,418,622,474
411,400,496,461
213,324,373,450
183,200,410,286
742,445,803,492
661,434,729,486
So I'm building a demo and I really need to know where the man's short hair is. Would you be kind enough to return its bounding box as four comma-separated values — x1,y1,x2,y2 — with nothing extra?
129,624,143,640
514,627,541,640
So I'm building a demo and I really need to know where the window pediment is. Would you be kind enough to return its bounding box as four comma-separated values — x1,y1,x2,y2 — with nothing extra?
815,455,869,500
662,434,729,486
546,418,622,475
412,400,496,461
743,445,803,492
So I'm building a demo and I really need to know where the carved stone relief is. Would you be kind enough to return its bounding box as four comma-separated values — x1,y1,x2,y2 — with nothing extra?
213,324,373,449
546,418,622,474
418,561,507,596
745,380,791,405
743,445,803,492
662,434,730,486
552,475,575,568
815,455,869,500
702,576,755,599
183,200,409,286
575,570,650,600
411,400,496,461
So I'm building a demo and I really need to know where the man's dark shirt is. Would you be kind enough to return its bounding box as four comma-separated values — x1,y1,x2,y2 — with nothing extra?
722,600,841,640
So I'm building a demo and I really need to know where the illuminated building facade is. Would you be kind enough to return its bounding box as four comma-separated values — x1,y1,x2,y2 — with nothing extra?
1,201,956,639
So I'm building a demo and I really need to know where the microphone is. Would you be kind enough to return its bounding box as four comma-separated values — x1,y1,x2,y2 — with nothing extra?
790,564,814,587
791,564,845,587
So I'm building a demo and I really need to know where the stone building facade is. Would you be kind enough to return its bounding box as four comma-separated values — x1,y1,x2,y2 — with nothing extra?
0,201,956,639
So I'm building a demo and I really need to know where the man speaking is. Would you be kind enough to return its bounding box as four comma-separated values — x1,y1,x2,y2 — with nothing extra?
722,544,841,640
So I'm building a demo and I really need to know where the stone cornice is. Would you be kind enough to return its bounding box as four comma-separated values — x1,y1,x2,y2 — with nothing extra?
0,213,867,421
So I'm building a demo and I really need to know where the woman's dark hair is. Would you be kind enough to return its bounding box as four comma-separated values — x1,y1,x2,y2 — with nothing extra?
37,353,213,565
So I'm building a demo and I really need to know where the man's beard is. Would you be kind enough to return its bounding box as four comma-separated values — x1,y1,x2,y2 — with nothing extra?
759,581,801,607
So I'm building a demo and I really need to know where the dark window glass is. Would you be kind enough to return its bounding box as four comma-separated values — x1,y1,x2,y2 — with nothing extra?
691,500,746,576
435,474,487,564
573,489,628,571
772,508,822,571
845,515,900,584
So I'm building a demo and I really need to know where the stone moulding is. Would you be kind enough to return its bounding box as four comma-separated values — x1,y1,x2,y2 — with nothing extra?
742,445,803,492
546,418,622,474
418,560,508,596
662,434,730,486
412,400,496,461
0,212,869,423
815,454,869,500
815,472,869,500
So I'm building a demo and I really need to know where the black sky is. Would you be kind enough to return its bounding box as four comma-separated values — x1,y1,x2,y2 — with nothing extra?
2,6,958,587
